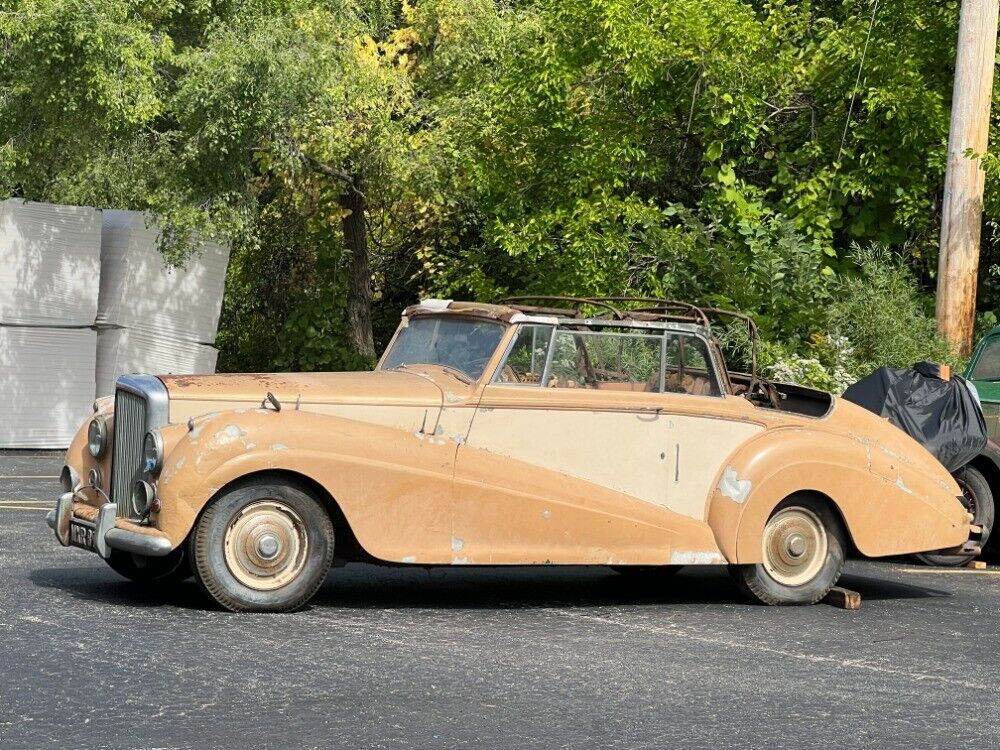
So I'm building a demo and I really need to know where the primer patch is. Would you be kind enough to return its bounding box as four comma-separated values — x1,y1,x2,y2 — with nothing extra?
670,550,725,565
214,424,247,446
718,465,752,504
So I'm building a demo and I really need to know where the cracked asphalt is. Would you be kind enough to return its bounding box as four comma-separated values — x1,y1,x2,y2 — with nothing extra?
1,451,999,750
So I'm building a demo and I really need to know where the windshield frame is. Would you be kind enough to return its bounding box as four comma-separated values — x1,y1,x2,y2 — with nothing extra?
377,314,510,382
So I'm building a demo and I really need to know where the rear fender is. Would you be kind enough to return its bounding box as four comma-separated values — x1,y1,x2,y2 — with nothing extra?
707,427,969,563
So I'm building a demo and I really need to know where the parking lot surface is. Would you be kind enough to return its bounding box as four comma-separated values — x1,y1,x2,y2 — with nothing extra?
1,451,998,750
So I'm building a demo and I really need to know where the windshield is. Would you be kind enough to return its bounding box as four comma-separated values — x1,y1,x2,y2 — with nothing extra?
381,316,506,380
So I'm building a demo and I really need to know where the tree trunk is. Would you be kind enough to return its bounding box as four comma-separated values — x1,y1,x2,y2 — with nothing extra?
340,177,375,360
936,0,999,355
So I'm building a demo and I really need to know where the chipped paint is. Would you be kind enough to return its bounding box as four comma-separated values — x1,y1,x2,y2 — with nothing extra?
271,442,289,451
451,536,464,552
670,550,725,565
401,555,417,563
452,557,469,565
718,465,752,503
896,475,913,494
213,424,247,446
542,509,551,519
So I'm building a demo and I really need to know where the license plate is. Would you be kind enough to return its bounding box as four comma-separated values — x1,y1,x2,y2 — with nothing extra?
69,521,97,552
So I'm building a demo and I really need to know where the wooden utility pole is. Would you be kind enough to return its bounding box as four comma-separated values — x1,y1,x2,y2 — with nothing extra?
937,0,1000,356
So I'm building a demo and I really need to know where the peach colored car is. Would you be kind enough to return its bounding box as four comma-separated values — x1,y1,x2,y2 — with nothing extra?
47,298,977,611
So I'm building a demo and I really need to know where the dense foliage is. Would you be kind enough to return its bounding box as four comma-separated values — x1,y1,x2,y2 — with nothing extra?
1,0,997,389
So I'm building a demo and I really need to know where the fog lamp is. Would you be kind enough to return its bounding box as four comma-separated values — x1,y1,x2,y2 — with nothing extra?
131,480,156,517
60,465,80,492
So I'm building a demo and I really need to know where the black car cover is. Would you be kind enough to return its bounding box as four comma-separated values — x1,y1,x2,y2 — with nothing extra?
842,362,987,473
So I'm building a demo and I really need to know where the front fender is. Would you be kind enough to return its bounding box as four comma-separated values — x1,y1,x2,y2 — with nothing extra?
153,407,456,560
707,426,969,563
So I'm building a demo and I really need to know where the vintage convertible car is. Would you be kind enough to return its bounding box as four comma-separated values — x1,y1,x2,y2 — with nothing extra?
47,297,978,611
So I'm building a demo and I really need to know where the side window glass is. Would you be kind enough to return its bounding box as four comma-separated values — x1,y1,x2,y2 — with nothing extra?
548,331,662,390
659,334,720,396
971,337,1000,381
495,325,553,385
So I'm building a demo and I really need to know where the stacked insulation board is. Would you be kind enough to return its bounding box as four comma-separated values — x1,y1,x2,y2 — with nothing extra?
95,328,219,400
0,199,101,447
94,210,225,399
0,327,98,448
0,201,229,446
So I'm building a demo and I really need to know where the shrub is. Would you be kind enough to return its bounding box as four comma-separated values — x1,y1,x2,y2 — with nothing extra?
827,246,962,376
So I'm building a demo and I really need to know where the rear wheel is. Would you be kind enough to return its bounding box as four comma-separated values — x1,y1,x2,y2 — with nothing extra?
106,548,192,585
914,465,994,567
731,496,845,605
190,480,335,612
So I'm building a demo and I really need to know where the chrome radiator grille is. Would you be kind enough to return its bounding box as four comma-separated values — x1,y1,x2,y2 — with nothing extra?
111,389,147,519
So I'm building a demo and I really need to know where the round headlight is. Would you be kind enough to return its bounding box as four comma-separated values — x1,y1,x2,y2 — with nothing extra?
60,465,80,492
131,480,155,517
88,416,108,458
143,430,164,475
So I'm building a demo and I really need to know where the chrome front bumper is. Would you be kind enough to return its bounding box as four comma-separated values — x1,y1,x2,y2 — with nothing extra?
46,492,173,558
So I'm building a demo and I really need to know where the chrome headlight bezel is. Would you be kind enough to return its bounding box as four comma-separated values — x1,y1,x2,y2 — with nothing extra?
88,416,108,458
143,429,164,476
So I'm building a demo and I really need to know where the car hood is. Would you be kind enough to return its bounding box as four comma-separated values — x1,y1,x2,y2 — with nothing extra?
158,370,449,410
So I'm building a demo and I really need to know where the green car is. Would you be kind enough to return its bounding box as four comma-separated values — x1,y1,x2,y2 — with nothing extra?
922,329,1000,565
966,325,1000,442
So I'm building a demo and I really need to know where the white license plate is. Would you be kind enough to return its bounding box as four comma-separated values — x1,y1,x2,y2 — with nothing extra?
69,521,97,552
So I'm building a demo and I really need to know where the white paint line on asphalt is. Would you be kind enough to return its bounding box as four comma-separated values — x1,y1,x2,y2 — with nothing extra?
893,566,1000,576
0,506,51,511
549,609,992,691
0,475,58,479
0,499,50,504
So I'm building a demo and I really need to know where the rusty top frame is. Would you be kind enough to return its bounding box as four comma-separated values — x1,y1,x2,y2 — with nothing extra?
497,296,761,386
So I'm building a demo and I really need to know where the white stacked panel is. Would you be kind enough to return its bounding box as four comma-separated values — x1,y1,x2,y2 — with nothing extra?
96,328,218,398
0,327,97,448
0,199,102,326
98,210,230,344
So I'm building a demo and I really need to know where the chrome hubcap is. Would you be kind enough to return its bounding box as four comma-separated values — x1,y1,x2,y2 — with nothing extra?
257,533,281,560
762,507,828,587
224,500,308,591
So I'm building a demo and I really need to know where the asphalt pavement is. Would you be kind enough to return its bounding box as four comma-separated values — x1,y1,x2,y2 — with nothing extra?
1,451,998,750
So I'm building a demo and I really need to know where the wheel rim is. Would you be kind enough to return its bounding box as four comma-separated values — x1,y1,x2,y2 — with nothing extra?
224,500,308,591
956,476,980,520
761,507,828,587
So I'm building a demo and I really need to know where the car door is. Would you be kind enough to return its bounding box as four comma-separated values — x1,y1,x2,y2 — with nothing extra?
450,324,761,565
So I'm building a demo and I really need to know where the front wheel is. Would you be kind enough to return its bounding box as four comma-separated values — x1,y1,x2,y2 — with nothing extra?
730,496,845,605
190,480,335,612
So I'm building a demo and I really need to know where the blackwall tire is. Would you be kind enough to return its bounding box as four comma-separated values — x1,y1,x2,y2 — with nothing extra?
730,496,846,606
190,480,335,612
106,548,192,584
914,465,995,567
